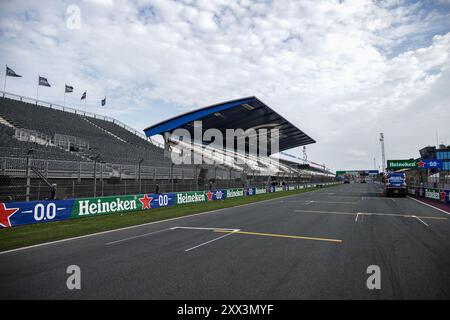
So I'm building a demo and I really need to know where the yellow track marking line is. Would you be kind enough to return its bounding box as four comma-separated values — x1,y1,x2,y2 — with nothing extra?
215,230,342,243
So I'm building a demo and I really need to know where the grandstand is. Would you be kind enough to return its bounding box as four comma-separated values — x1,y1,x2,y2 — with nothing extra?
0,91,335,201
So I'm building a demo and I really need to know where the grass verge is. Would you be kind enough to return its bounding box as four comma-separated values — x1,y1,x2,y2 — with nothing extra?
0,185,337,252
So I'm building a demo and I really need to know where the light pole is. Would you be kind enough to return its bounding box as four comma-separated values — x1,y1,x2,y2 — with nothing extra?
380,133,386,173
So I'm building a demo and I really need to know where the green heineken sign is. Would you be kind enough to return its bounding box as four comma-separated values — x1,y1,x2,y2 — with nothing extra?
387,159,418,169
226,188,244,198
176,191,206,205
72,195,139,217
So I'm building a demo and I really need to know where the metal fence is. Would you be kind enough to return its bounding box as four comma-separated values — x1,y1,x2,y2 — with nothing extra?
0,156,332,202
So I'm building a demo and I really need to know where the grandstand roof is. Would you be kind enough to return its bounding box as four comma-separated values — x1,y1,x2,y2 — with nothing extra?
143,96,315,152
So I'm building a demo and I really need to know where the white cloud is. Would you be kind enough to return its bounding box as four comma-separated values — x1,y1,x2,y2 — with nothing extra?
0,0,449,171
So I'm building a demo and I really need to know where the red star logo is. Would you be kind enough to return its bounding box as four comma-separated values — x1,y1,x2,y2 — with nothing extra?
441,191,447,202
206,191,213,201
0,203,19,228
418,161,425,168
139,194,153,209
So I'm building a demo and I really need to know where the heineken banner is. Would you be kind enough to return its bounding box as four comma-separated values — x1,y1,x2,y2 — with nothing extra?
254,187,267,195
226,188,244,198
415,187,450,204
205,189,227,201
387,159,443,170
0,200,74,228
387,159,417,169
244,187,255,196
0,183,342,228
176,191,206,205
71,193,176,218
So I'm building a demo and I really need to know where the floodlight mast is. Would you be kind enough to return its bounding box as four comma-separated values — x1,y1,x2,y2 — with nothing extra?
379,133,386,173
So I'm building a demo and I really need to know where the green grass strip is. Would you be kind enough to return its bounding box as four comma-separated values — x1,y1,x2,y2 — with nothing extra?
0,185,337,252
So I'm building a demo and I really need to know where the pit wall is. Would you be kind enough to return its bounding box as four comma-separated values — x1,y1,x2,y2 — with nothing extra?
407,186,450,205
0,183,341,229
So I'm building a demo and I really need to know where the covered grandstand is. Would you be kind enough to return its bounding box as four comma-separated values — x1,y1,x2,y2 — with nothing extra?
0,91,335,201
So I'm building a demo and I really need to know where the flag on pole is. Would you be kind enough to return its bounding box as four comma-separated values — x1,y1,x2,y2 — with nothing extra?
38,76,51,87
81,91,86,100
65,84,74,93
6,66,22,77
101,97,106,106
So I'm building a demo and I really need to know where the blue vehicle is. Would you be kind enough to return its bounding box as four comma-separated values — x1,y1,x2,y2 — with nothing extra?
384,172,407,197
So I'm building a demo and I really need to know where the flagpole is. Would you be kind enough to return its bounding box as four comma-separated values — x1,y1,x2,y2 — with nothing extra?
36,79,40,105
3,65,7,96
64,90,66,108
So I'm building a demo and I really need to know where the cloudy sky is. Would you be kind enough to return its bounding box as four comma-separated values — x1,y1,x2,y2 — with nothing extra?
1,0,449,171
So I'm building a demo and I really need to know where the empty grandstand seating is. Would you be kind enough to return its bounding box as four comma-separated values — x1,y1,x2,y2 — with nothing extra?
0,97,170,166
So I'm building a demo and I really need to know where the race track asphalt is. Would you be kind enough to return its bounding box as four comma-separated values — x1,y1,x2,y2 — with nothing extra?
1,182,450,299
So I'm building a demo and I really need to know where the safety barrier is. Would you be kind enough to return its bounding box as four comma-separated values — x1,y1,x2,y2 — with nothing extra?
407,186,450,205
0,182,340,228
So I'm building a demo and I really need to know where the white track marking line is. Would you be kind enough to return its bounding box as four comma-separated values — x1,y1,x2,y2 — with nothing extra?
355,212,359,222
171,226,239,232
0,190,329,255
285,200,357,204
407,196,450,216
294,209,446,220
105,228,172,245
184,229,240,252
413,215,429,227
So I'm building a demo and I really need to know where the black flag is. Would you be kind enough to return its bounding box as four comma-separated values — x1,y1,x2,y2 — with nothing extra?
101,97,106,106
65,84,74,93
81,91,86,100
6,66,22,77
38,76,51,87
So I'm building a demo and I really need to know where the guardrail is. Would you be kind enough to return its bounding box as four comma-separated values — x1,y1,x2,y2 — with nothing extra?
0,182,341,228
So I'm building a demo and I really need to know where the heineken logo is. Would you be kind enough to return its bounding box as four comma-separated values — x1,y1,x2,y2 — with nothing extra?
387,160,417,169
177,192,205,204
227,189,244,198
77,198,137,216
425,189,440,200
255,188,267,195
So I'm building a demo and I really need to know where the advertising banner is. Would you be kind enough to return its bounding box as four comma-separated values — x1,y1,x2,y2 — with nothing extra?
137,193,176,209
205,189,226,201
72,195,141,218
244,187,255,196
416,187,450,204
417,160,443,169
254,187,267,195
226,188,244,198
387,159,418,169
176,191,207,205
0,199,74,228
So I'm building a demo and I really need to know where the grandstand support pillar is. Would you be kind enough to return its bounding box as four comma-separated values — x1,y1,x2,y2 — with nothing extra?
78,161,81,182
195,165,199,191
100,162,104,197
214,166,217,188
229,169,232,188
93,160,97,197
45,160,48,178
25,155,31,202
138,159,143,194
170,163,174,192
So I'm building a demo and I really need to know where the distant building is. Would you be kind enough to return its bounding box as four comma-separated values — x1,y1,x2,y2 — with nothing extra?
419,145,450,171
